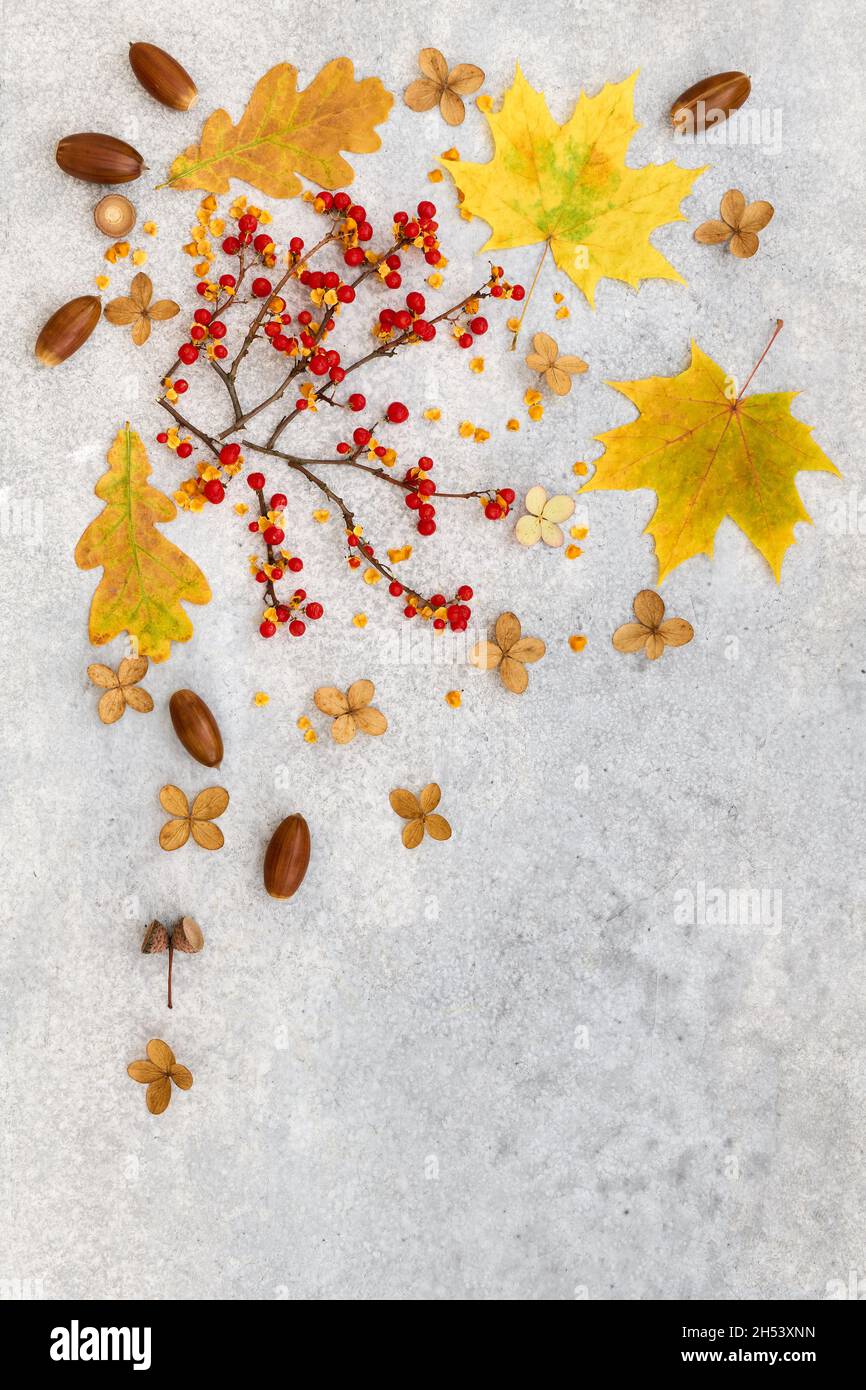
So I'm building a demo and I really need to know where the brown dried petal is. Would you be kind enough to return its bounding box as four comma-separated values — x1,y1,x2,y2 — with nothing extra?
556,355,588,377
612,622,650,653
130,272,153,310
425,813,452,841
390,788,421,819
117,655,148,685
128,1059,163,1083
191,786,229,820
123,684,154,713
104,297,140,325
738,200,774,233
447,63,485,95
146,1038,175,1071
509,635,545,664
331,712,357,744
527,332,558,367
469,639,503,670
417,47,449,84
720,189,746,227
633,589,665,628
419,783,441,814
352,705,387,736
131,315,151,346
694,219,733,245
500,656,529,694
159,818,191,851
147,299,180,321
141,920,168,954
402,817,425,849
97,687,126,724
404,77,441,112
346,678,374,710
170,1064,194,1090
146,1076,172,1114
191,819,224,851
659,617,694,648
160,784,189,817
439,88,466,126
314,685,349,716
645,632,666,660
730,230,759,259
87,662,120,688
495,612,522,653
546,364,575,395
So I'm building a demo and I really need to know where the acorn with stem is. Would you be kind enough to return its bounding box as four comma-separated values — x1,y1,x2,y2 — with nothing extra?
141,917,203,1008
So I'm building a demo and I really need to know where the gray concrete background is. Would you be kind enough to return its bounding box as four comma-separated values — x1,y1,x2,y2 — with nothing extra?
1,0,863,1301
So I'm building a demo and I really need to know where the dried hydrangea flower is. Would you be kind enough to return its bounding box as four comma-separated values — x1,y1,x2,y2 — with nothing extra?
404,48,484,126
127,1038,193,1115
525,332,587,395
104,271,179,345
87,655,153,723
470,612,546,694
515,487,575,547
694,189,774,259
612,589,694,660
389,783,452,848
314,680,388,743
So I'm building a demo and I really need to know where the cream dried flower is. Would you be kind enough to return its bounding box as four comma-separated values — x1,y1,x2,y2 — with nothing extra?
515,487,575,548
525,332,588,395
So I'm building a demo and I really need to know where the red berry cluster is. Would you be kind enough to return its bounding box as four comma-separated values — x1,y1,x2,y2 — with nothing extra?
386,580,474,631
481,487,516,521
403,456,438,536
245,471,324,639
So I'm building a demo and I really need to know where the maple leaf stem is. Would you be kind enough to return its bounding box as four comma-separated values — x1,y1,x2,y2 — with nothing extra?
509,241,549,350
167,941,173,1010
737,319,784,401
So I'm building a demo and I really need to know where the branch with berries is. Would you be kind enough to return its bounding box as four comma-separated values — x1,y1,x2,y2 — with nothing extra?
155,190,524,640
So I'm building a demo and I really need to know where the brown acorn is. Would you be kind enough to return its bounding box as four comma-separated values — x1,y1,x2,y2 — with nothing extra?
141,920,169,954
264,814,311,900
129,42,197,111
35,295,101,366
169,689,223,767
56,132,144,184
172,916,204,954
93,194,137,237
670,72,751,134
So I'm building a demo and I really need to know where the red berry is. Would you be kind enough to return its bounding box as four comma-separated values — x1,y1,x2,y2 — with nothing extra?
417,200,436,220
315,191,333,209
219,273,236,288
407,290,428,316
264,525,284,545
387,401,409,424
337,285,355,303
288,557,303,573
403,605,417,619
511,284,526,300
174,378,188,393
292,588,306,600
329,366,345,383
265,322,281,339
190,325,206,341
458,333,473,349
386,254,402,270
271,567,283,580
194,308,212,325
203,479,225,504
309,355,328,376
429,594,445,608
209,321,227,339
275,605,291,623
305,602,323,619
394,309,412,331
356,222,373,242
385,271,402,290
270,493,287,509
336,442,350,455
238,213,258,233
252,277,272,298
484,502,503,520
289,619,306,637
417,519,436,536
247,472,266,490
254,571,267,584
499,488,515,504
253,233,272,253
156,431,168,444
353,427,371,446
388,581,404,597
393,210,408,224
298,310,312,325
347,533,359,546
222,236,240,255
433,618,446,631
348,393,366,412
418,479,436,496
404,221,420,238
295,399,308,411
260,620,276,638
213,344,228,359
289,237,304,254
344,247,365,267
490,284,504,298
405,493,421,510
248,522,259,533
469,316,488,335
457,585,473,601
333,192,351,212
178,343,198,364
196,282,208,295
418,504,436,522
176,442,193,459
348,203,366,223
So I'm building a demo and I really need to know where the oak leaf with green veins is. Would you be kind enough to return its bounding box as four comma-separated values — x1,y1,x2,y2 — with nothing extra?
75,425,211,662
582,343,839,581
444,67,705,306
165,59,393,198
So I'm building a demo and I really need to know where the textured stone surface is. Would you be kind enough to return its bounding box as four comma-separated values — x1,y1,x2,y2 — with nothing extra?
1,0,863,1301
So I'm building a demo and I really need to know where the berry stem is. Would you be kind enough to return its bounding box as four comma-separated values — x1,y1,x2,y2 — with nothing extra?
167,940,173,1010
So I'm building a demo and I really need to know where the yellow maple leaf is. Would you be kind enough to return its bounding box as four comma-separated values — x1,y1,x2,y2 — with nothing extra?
165,60,393,198
75,425,211,662
444,68,705,307
582,341,840,582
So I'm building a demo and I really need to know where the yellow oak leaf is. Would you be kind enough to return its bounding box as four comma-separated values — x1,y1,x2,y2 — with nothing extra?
581,342,840,582
443,68,705,307
75,425,211,662
165,59,393,198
